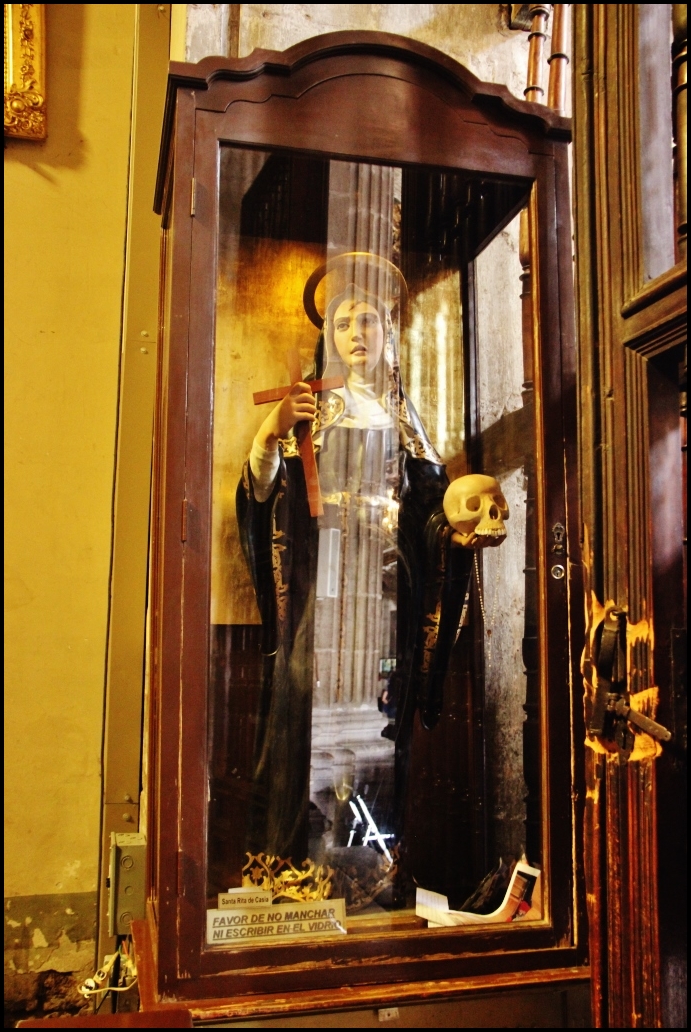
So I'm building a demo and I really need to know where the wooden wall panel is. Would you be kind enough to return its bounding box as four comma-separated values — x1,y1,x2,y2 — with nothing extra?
572,5,687,1026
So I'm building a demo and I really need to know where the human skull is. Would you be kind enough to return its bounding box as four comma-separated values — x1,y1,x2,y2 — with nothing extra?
443,474,509,548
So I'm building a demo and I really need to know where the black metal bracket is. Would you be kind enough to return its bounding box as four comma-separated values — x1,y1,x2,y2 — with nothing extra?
588,607,672,754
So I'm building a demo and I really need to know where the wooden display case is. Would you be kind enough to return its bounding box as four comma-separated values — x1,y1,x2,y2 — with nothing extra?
139,32,587,1016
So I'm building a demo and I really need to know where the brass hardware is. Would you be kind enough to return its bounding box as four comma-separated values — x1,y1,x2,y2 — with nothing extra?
551,521,566,554
589,607,672,752
614,698,672,742
589,608,626,737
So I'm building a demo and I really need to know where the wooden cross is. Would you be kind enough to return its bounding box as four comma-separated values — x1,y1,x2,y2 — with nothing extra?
253,348,343,517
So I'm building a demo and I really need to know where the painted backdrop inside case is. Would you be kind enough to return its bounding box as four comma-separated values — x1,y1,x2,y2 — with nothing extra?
208,147,534,926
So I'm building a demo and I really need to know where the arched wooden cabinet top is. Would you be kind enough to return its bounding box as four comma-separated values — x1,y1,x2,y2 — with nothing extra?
155,31,571,216
143,30,585,1016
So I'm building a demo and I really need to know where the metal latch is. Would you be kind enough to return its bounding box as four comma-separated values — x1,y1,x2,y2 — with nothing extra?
588,607,671,753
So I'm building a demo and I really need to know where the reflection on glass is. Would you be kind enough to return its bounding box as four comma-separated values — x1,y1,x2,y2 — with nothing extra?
208,149,536,937
638,3,676,280
476,223,532,865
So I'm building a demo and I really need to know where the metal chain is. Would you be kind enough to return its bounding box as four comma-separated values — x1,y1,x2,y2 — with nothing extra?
473,550,485,620
474,549,501,675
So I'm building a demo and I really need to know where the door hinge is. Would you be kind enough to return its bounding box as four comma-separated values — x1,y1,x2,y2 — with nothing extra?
190,177,196,217
181,498,187,542
589,607,672,753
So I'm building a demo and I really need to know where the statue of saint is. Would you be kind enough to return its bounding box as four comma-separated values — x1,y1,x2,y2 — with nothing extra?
237,253,474,881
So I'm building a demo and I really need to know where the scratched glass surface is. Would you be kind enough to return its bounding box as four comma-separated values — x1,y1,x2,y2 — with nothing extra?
206,146,538,943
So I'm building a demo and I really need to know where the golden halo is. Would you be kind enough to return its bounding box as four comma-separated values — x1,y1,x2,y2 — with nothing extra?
303,251,408,330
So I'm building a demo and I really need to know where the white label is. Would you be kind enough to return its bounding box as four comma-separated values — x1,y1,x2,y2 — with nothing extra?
218,889,272,909
207,898,347,945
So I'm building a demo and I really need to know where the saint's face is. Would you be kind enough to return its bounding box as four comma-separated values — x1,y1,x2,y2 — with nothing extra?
333,301,384,375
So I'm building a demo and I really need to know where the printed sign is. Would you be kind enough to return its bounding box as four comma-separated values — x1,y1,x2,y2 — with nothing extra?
207,898,347,945
218,889,272,909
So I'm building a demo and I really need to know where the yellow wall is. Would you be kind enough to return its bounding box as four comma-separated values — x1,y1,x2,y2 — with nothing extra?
4,4,136,897
170,3,187,59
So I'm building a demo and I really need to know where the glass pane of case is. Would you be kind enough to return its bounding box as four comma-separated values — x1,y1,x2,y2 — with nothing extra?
208,146,536,944
637,3,677,280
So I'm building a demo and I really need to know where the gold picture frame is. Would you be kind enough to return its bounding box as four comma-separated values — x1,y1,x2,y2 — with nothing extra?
4,3,46,140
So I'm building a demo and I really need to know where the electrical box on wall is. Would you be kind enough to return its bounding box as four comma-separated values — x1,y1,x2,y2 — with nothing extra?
108,832,146,936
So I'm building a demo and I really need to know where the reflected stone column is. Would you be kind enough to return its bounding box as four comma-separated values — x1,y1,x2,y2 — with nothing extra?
313,162,397,709
475,215,529,866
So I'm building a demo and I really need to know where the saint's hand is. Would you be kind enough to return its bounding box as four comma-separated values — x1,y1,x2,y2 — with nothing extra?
257,382,316,448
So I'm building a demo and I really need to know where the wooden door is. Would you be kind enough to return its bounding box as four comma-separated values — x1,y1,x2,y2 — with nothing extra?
572,5,687,1027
